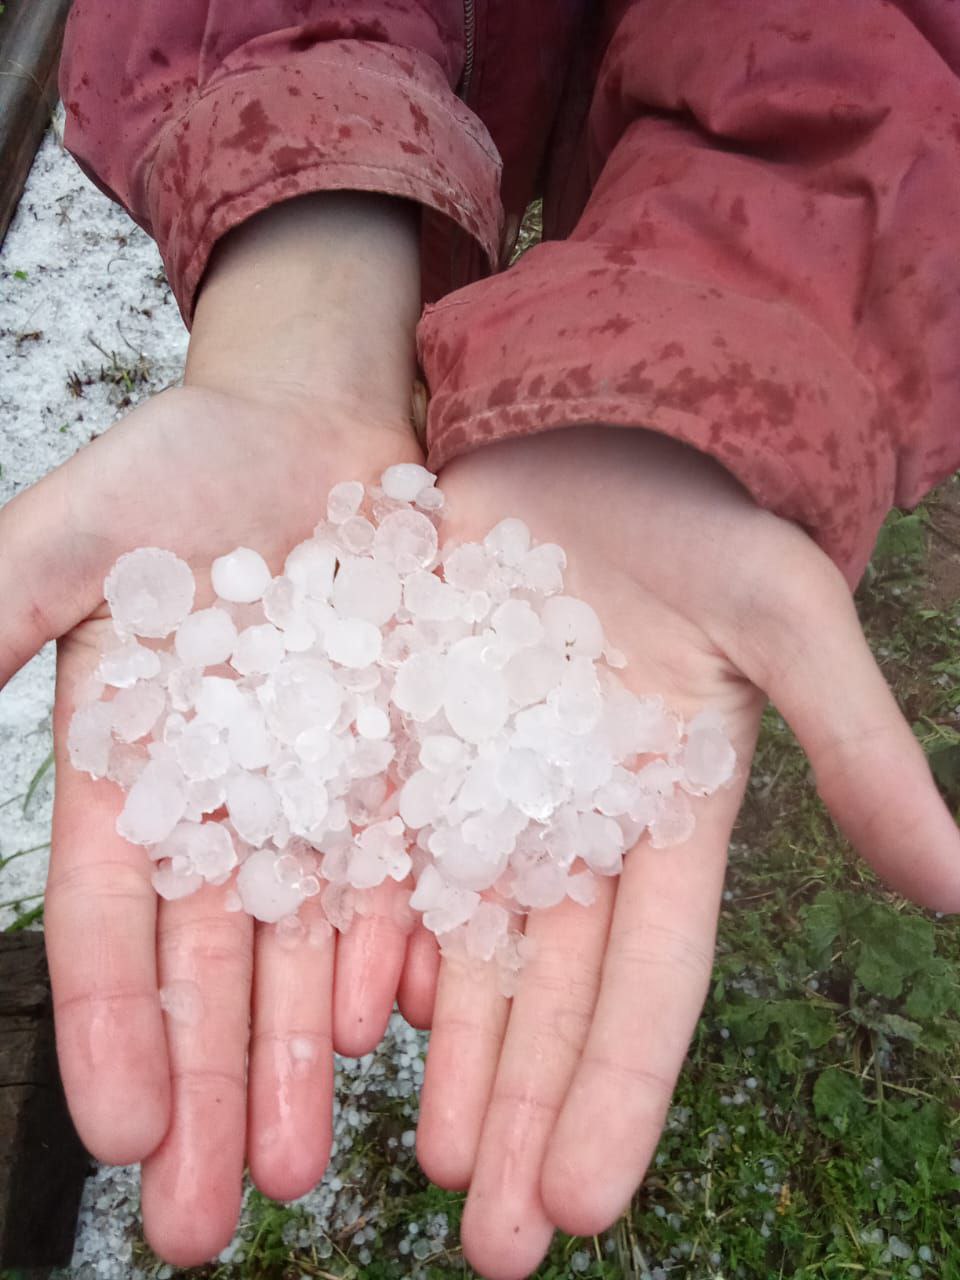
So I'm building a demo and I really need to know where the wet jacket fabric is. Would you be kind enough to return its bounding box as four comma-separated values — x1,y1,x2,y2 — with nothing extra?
60,1,960,583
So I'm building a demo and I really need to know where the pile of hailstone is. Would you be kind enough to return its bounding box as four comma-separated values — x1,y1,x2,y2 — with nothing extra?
68,465,735,983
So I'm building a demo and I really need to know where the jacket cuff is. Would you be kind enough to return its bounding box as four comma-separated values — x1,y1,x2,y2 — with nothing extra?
419,241,889,586
145,41,503,322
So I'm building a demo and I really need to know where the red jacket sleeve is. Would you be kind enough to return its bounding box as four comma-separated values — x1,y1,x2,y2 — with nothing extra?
59,0,503,319
419,0,960,584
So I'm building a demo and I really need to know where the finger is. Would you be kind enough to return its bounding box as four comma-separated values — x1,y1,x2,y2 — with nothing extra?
46,631,171,1164
140,885,253,1268
416,940,511,1190
396,923,440,1030
542,784,745,1238
459,883,616,1280
332,877,413,1057
747,571,960,911
248,904,335,1201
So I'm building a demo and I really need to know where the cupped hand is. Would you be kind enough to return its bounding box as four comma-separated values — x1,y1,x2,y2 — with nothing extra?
416,425,960,1280
0,383,436,1264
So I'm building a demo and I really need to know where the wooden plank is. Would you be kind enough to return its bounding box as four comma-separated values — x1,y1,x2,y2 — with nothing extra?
0,0,74,249
0,931,90,1270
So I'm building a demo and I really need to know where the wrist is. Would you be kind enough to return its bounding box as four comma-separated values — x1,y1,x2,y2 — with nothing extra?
183,193,421,429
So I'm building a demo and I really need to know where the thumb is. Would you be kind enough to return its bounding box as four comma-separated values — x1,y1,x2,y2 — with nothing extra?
0,458,111,686
731,558,960,914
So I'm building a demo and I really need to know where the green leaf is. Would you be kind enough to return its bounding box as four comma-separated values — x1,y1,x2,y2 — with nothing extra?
853,908,934,999
12,268,27,282
875,1012,924,1043
801,891,844,962
813,1068,867,1136
904,959,959,1021
871,510,927,566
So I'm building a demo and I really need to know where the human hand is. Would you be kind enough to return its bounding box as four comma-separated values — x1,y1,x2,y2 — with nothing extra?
416,426,960,1280
0,194,439,1264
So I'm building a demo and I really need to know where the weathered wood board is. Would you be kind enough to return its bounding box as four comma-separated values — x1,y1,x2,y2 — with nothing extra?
0,931,89,1270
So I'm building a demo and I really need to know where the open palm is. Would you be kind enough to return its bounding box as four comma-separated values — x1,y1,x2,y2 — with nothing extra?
0,384,430,1264
417,426,960,1280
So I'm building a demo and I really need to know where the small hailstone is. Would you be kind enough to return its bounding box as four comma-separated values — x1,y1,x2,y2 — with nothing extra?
380,463,436,502
227,704,275,770
174,607,237,667
373,509,438,575
332,557,402,626
444,656,509,743
392,651,446,721
284,540,336,599
98,638,162,688
167,664,202,712
194,675,248,727
110,683,166,743
211,547,271,603
465,901,510,962
67,701,114,777
174,719,230,781
484,518,531,566
443,543,495,592
540,595,605,658
327,480,365,523
420,734,470,774
519,542,566,595
681,709,736,794
324,617,383,668
155,821,237,880
236,847,305,922
225,772,280,846
491,599,543,649
104,548,196,638
356,705,390,740
152,862,202,901
338,515,375,554
117,759,187,846
232,623,286,675
415,486,445,512
649,789,696,848
502,644,566,707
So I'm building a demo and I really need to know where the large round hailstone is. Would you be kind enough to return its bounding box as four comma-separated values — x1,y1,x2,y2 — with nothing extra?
174,607,238,667
372,509,438,575
104,548,196,638
332,557,402,626
236,847,305,922
211,546,271,603
540,595,605,658
380,462,437,503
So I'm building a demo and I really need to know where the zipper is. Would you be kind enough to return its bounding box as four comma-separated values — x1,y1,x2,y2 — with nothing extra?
460,0,476,101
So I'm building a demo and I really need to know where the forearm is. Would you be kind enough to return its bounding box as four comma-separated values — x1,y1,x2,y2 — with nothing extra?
185,193,421,428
